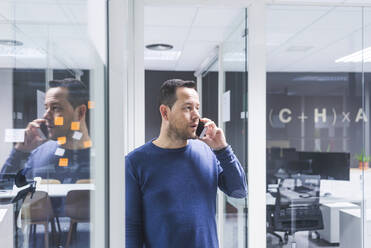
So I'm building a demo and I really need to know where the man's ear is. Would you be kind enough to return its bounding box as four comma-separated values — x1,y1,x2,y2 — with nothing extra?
159,104,170,121
76,104,87,120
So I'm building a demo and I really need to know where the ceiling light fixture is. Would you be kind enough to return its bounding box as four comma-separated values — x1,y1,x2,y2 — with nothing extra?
336,46,371,63
146,43,173,51
0,39,23,46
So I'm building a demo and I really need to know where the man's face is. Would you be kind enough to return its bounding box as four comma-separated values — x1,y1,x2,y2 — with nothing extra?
167,87,200,140
43,87,78,140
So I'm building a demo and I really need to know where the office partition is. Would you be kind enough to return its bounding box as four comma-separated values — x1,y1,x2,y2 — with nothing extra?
0,1,109,247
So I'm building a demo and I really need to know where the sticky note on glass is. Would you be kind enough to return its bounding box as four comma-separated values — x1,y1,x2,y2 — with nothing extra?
57,136,66,145
72,131,83,140
5,129,25,143
84,140,92,148
54,147,65,156
88,101,95,109
54,116,64,126
71,122,80,131
59,158,68,167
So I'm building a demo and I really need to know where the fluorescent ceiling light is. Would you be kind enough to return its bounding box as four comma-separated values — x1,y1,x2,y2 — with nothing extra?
0,46,45,58
223,52,245,62
144,50,181,61
335,46,371,63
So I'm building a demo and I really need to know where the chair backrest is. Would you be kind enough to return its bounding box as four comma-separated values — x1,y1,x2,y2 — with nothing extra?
40,179,61,184
75,179,93,184
21,191,54,222
273,174,323,232
65,190,91,221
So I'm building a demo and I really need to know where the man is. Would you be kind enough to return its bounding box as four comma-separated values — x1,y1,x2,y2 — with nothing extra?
126,79,247,248
1,78,91,183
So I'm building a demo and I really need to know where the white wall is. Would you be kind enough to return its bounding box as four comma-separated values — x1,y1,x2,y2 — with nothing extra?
0,69,13,170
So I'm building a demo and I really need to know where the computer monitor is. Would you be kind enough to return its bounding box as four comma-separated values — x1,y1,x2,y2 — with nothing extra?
298,152,350,181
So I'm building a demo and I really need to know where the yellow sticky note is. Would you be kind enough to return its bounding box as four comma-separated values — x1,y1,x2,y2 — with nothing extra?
88,101,95,109
54,116,64,126
71,122,80,131
57,136,66,145
84,140,92,148
59,158,68,167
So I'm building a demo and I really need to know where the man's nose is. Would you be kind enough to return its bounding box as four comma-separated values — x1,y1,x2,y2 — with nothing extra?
43,108,51,119
192,109,200,119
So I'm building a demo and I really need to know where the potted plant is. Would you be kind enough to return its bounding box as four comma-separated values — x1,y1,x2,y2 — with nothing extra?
355,152,371,170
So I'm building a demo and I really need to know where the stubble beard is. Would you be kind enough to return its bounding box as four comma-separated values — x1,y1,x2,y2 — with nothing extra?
168,122,195,141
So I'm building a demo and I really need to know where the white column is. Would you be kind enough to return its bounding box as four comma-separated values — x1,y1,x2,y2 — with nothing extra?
248,2,267,248
127,0,145,151
108,0,129,247
133,0,145,148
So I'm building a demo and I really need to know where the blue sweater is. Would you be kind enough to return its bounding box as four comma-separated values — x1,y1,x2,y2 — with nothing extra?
1,141,90,183
126,139,247,248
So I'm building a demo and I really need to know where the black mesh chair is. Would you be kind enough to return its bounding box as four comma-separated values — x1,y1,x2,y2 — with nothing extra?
267,174,323,246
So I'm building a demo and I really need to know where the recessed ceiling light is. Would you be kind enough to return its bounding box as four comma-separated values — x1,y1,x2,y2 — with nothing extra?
0,39,23,46
146,43,173,51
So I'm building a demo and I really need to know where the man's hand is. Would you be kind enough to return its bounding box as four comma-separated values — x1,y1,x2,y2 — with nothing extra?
15,119,47,152
199,118,228,151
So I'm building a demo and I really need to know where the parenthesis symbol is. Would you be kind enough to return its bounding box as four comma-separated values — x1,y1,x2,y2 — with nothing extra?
269,109,274,127
332,108,336,126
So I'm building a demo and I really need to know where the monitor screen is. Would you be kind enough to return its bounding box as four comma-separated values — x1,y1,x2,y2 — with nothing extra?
298,152,350,180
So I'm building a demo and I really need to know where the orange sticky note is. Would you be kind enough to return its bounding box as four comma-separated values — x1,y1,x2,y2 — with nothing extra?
57,136,66,145
71,122,80,131
88,101,95,109
84,140,92,148
59,158,68,167
54,116,64,126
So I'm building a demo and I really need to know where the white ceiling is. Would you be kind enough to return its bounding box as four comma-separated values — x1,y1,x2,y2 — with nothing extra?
144,6,243,70
0,0,92,69
145,3,371,72
0,0,371,72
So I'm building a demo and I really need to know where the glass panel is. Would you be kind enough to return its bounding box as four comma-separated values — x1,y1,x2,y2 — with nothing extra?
0,1,108,248
363,6,371,248
220,9,248,248
266,5,364,247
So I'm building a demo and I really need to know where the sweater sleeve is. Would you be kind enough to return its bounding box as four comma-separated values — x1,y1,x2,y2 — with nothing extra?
0,148,30,175
214,146,247,198
125,157,144,248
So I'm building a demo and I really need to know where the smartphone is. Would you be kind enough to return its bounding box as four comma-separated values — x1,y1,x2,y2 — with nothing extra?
196,119,208,139
37,122,49,140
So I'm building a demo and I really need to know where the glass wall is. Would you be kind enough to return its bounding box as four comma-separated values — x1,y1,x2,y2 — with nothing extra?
219,9,248,248
266,5,369,248
0,0,108,247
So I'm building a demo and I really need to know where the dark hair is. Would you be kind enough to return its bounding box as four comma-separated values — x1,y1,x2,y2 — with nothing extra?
49,78,89,109
159,79,197,109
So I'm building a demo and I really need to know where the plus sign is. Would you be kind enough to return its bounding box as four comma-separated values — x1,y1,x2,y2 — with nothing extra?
298,112,308,122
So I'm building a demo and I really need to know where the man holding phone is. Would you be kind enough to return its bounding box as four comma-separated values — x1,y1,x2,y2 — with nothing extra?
126,79,247,248
1,78,91,183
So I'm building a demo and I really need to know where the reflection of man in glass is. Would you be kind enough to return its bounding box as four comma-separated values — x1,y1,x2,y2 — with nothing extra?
126,79,247,248
1,78,91,183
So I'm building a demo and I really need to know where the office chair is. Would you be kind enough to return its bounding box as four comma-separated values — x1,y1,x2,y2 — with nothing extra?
267,174,323,246
65,189,91,248
21,191,59,248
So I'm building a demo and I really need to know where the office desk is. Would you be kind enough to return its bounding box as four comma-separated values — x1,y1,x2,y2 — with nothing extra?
318,202,359,243
339,209,371,248
0,204,13,248
0,183,95,199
